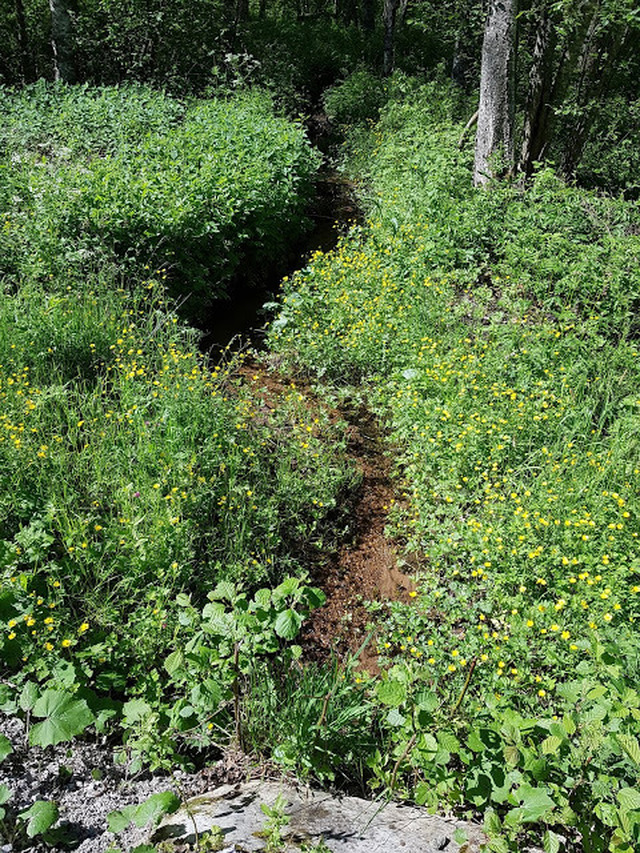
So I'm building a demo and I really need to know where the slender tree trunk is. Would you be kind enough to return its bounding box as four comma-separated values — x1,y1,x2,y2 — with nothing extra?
49,0,76,82
473,0,518,185
520,7,555,175
361,0,374,30
15,0,36,82
382,0,400,76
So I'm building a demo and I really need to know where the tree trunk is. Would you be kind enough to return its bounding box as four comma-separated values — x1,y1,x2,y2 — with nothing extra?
520,7,555,175
473,0,517,185
15,0,36,82
382,0,400,76
49,0,76,82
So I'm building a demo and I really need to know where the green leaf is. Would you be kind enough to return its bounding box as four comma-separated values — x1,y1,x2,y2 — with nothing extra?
387,708,406,727
107,804,137,833
30,691,94,748
0,734,12,762
164,650,184,676
122,698,152,723
453,828,468,844
0,784,11,805
542,735,563,755
516,785,555,824
616,733,640,766
275,577,300,598
19,800,59,838
134,791,181,828
19,681,39,712
376,678,406,707
617,787,640,812
273,608,302,640
544,829,561,853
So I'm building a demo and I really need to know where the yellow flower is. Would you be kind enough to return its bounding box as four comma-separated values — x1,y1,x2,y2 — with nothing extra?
61,638,72,648
78,622,89,633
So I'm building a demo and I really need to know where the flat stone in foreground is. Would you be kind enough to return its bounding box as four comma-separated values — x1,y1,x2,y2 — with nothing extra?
153,780,485,852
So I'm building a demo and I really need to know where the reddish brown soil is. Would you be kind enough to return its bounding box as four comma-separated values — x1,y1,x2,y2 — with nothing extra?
233,357,415,674
301,401,415,673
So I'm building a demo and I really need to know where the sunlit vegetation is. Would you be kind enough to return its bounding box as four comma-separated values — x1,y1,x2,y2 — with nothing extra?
270,78,640,851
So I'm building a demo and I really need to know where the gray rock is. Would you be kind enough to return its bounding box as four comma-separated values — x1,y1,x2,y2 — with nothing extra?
153,780,485,852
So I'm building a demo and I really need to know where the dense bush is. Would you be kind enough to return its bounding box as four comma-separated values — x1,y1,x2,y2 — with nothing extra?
0,85,354,772
0,83,320,303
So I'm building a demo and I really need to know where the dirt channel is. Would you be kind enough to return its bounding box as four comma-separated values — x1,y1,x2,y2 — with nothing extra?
234,360,416,674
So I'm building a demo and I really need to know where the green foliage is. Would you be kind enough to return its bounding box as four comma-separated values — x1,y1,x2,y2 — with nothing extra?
107,792,181,834
269,80,640,849
0,83,320,303
259,794,290,853
18,801,59,839
29,689,95,747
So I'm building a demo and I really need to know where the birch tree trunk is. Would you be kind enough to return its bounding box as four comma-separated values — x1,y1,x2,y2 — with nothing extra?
382,0,400,76
49,0,76,82
473,0,517,185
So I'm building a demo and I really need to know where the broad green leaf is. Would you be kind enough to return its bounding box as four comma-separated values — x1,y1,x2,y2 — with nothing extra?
387,708,406,727
0,734,12,762
134,791,181,828
517,785,555,823
616,733,640,766
543,830,561,853
19,681,39,712
376,678,406,707
0,784,11,805
30,691,94,747
164,649,184,676
20,800,59,838
617,787,640,812
210,580,236,602
107,804,137,833
122,698,152,723
542,735,563,755
273,608,302,640
275,577,300,598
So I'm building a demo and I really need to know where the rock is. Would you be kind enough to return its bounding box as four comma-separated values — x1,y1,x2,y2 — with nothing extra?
153,780,485,851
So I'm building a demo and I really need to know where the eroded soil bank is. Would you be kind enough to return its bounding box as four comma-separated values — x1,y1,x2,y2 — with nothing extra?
232,359,416,673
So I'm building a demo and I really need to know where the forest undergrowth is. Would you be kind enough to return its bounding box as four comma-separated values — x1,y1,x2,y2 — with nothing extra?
1,74,640,853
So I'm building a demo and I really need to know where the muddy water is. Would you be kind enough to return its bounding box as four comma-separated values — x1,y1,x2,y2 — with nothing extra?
196,166,360,354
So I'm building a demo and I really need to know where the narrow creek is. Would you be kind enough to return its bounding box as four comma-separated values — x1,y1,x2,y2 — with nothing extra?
194,125,418,672
195,163,361,355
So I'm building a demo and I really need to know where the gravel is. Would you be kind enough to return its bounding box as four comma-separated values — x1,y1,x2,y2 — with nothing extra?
0,714,232,852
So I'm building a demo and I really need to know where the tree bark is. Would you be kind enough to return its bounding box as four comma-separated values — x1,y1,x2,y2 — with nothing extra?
382,0,400,76
361,0,374,31
49,0,76,82
520,7,555,175
473,0,517,185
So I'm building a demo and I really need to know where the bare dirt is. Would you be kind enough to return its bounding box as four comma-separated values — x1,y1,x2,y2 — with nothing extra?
233,358,416,674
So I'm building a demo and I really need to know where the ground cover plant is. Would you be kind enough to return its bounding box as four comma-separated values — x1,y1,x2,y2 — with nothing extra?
269,76,640,851
0,82,320,305
0,85,366,823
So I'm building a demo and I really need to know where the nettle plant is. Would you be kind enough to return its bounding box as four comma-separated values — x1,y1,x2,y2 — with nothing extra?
119,576,326,769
